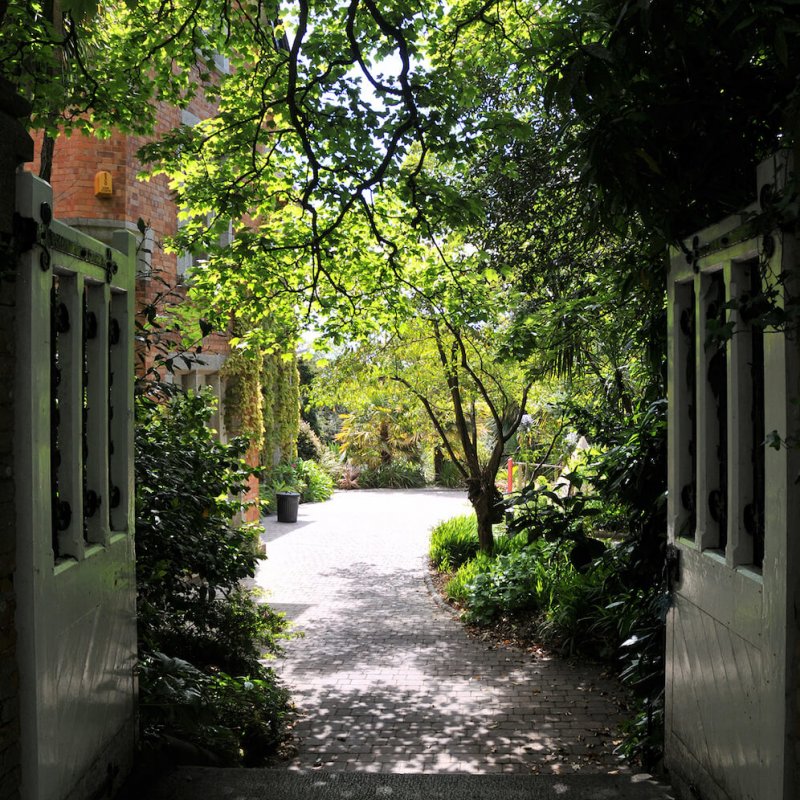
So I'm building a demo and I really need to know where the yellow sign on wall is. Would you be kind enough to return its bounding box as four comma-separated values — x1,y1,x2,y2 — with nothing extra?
94,171,113,197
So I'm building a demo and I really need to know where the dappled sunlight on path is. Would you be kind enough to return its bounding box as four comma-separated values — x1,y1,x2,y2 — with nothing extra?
255,489,630,775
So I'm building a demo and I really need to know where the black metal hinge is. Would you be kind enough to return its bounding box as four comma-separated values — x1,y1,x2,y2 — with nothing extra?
12,203,52,271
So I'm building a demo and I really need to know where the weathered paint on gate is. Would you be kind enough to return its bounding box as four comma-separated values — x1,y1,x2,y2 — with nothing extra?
14,173,137,800
666,153,800,800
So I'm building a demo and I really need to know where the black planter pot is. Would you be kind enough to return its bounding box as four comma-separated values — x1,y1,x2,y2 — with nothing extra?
276,491,300,523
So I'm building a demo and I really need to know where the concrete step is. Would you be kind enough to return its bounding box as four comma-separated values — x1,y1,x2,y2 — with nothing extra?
144,768,676,800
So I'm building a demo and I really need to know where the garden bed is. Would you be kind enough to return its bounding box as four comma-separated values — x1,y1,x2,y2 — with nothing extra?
429,559,607,665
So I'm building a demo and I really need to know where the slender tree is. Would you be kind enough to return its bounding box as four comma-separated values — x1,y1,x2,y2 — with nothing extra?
315,251,533,553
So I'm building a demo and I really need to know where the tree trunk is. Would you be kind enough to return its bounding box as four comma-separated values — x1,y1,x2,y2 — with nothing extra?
433,445,444,483
39,133,56,183
379,419,391,465
39,133,55,183
474,503,494,554
467,477,505,554
37,0,62,186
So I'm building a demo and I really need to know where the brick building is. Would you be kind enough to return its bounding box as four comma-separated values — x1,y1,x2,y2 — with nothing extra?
37,95,230,374
34,91,261,518
0,79,261,800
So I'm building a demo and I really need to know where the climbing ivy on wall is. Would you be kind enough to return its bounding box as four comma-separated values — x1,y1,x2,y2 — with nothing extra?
221,318,300,467
222,347,265,444
261,352,300,467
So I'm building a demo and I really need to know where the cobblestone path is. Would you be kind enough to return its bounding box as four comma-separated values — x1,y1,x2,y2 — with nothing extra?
255,489,631,776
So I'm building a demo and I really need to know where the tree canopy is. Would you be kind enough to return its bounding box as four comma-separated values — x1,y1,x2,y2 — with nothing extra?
4,0,797,354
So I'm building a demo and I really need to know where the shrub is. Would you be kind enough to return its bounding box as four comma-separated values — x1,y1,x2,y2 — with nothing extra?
463,544,549,625
138,652,290,766
299,459,335,503
436,459,467,488
430,515,526,573
494,531,529,557
429,514,479,571
297,419,324,461
535,557,614,657
135,390,291,764
358,461,427,488
318,445,346,480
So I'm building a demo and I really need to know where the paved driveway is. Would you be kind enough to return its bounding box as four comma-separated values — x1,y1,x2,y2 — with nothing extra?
255,488,631,775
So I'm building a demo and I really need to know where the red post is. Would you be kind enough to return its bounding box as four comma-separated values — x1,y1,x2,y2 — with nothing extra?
507,457,514,494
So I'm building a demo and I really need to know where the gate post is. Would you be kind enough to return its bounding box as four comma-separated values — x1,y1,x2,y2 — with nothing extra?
0,75,34,800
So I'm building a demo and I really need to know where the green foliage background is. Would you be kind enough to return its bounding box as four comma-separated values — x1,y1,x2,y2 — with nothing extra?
221,343,300,468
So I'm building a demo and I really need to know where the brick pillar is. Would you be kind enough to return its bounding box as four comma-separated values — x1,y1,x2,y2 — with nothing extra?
0,76,33,800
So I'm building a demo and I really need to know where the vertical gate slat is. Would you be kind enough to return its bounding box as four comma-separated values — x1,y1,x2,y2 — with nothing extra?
695,272,715,549
726,260,757,568
110,230,136,534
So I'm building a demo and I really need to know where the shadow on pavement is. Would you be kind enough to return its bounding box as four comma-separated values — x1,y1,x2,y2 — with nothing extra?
277,562,630,775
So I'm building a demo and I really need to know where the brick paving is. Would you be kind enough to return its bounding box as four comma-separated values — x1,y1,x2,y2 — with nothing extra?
255,488,632,776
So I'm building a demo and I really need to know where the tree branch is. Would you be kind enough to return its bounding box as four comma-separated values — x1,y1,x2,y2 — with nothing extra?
390,374,469,479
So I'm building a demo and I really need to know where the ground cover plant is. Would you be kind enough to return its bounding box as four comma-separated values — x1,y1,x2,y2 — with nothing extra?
429,513,527,573
429,514,480,571
135,389,292,766
429,515,526,597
